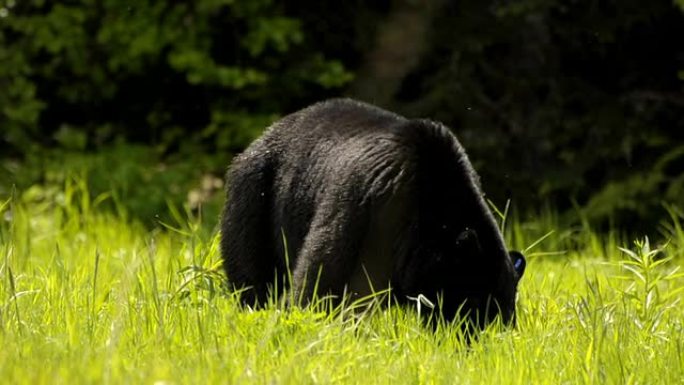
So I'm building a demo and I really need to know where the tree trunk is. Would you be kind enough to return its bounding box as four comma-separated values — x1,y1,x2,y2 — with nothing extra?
348,0,443,108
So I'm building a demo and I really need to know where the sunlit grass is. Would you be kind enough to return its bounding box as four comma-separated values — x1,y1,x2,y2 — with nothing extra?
1,180,683,384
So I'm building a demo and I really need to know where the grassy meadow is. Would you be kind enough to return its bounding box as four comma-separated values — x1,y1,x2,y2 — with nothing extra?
1,180,683,384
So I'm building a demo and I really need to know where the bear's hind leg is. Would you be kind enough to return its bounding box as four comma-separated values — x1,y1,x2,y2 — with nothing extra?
220,155,278,306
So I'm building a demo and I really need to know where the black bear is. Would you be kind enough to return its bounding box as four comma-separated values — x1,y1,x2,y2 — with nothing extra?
220,98,525,326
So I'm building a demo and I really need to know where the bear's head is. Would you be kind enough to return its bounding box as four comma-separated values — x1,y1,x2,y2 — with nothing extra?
400,226,526,328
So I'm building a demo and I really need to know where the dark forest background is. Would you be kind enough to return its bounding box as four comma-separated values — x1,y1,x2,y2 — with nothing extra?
1,0,683,233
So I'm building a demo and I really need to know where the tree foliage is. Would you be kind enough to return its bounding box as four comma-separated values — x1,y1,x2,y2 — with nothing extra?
0,0,353,154
393,0,684,228
1,0,683,230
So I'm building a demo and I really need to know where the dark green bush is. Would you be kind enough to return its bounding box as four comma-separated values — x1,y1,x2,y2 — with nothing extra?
1,142,226,229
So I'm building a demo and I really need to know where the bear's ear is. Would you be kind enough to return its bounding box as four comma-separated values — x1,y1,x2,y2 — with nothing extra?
509,251,526,278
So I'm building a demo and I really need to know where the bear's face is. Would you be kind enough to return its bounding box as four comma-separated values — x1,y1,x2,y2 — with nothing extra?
474,249,526,326
404,227,526,327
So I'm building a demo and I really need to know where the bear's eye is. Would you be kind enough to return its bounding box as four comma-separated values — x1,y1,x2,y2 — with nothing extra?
455,228,477,245
455,228,483,255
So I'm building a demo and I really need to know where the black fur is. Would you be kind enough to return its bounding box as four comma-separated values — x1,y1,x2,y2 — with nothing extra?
220,99,525,326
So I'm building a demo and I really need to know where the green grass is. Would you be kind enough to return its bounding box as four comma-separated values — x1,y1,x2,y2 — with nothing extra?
1,181,683,384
